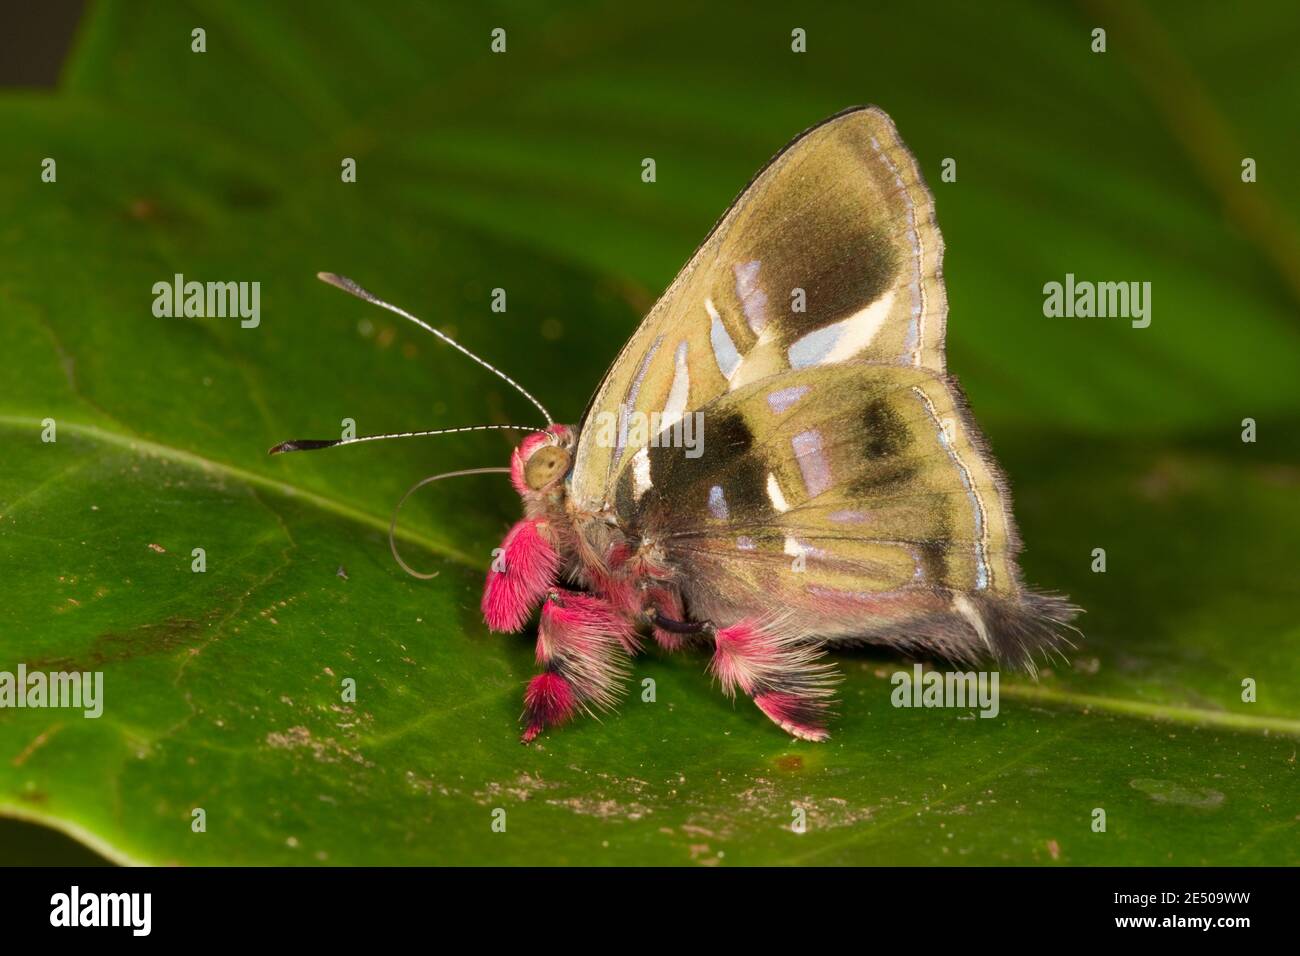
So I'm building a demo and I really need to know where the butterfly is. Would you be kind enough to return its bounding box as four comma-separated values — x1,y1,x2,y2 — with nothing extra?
273,106,1079,743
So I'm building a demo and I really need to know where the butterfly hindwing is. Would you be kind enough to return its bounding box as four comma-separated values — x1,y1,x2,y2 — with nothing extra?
619,363,1073,667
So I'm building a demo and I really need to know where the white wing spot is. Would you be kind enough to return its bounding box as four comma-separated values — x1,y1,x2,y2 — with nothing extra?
661,341,690,431
706,299,741,380
766,472,791,513
791,429,832,498
767,385,809,413
631,447,652,502
708,484,729,520
788,289,897,368
733,260,768,333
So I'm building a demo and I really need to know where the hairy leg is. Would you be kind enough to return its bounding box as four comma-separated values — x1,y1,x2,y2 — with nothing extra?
521,589,634,742
482,518,561,633
653,612,838,741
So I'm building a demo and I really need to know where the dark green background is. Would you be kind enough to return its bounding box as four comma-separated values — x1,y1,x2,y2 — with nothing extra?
0,1,1296,865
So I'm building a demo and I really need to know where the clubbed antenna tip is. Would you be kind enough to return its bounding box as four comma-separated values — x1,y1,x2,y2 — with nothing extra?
316,271,355,293
268,439,341,455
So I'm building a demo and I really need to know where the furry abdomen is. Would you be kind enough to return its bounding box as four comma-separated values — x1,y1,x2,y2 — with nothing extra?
671,544,1077,675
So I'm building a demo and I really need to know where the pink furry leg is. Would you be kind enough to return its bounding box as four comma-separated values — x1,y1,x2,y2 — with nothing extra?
520,672,577,744
710,618,838,742
521,590,634,743
482,518,561,633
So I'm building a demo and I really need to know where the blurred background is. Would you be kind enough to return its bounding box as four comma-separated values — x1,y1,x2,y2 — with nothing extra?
0,1,1296,866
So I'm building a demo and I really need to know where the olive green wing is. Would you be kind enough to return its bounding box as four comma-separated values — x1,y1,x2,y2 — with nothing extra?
569,106,948,513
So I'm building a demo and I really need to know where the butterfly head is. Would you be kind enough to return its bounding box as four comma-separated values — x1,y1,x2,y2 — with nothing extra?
511,423,576,497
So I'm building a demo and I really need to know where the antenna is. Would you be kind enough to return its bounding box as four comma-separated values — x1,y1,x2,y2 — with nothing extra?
317,272,553,424
268,423,545,456
387,467,512,579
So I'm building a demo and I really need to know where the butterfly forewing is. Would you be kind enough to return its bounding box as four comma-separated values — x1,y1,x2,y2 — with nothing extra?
570,106,948,512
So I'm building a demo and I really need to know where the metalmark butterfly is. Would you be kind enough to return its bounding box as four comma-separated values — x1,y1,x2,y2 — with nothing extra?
273,106,1079,743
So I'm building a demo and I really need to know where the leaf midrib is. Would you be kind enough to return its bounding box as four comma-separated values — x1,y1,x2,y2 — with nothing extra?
0,415,482,570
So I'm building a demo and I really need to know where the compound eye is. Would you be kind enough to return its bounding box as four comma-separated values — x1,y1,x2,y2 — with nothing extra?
523,445,571,491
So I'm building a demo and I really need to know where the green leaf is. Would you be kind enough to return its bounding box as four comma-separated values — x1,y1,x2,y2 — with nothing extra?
1,0,1296,865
